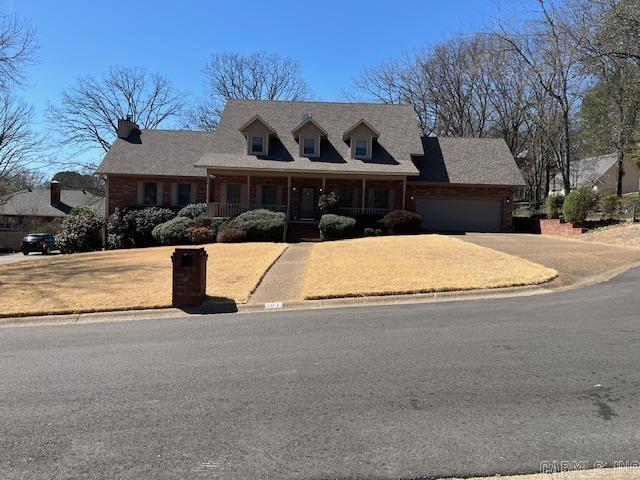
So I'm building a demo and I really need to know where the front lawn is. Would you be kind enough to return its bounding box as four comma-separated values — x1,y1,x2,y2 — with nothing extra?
302,235,557,300
0,243,287,317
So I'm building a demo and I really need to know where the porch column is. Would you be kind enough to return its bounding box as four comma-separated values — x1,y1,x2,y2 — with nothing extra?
402,177,407,210
246,175,251,207
361,178,366,214
206,172,211,203
286,176,291,219
322,177,326,194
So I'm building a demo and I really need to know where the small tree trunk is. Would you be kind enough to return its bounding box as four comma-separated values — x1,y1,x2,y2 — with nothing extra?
616,149,625,197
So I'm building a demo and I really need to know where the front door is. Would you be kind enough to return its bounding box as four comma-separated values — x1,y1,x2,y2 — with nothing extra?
299,187,315,219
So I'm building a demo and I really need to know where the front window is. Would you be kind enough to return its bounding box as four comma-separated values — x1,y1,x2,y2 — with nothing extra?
303,138,316,156
251,135,264,154
373,188,389,209
144,182,157,205
226,184,242,204
262,185,278,206
336,187,353,207
355,139,368,157
177,183,191,206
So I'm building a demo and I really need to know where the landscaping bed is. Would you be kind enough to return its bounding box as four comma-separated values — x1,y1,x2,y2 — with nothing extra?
0,243,287,317
301,235,557,300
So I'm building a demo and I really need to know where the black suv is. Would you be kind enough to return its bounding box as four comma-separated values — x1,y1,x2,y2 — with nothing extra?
22,234,56,255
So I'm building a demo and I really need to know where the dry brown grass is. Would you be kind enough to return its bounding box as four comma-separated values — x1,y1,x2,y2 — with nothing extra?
582,223,640,247
0,243,287,317
302,235,557,300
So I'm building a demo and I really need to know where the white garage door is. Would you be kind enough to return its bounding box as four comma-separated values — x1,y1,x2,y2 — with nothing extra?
415,197,503,233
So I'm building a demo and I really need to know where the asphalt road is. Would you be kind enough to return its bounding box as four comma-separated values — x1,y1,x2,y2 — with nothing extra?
2,269,640,479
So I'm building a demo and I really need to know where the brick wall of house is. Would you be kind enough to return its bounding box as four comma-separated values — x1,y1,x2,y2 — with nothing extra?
405,183,514,232
107,175,206,214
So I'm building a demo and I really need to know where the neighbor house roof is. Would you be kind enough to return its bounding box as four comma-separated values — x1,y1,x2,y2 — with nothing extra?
96,129,215,177
195,100,422,176
0,188,105,218
409,137,526,186
568,153,618,186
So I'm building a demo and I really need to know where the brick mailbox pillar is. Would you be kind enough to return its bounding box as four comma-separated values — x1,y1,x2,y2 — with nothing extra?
171,247,208,307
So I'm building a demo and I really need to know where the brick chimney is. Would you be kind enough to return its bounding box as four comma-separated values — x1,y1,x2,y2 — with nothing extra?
50,180,61,205
117,115,139,139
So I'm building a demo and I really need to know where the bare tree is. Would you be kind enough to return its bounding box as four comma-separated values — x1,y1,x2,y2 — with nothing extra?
0,13,37,92
0,94,41,200
46,66,186,155
188,52,309,131
494,0,589,194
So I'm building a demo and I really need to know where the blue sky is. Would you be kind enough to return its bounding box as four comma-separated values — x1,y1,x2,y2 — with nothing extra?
5,0,498,168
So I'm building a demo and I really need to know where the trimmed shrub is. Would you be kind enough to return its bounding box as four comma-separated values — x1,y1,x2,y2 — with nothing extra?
374,228,384,236
190,217,213,229
563,187,598,223
544,194,565,219
600,194,620,219
318,192,340,215
134,207,176,246
228,209,285,242
363,227,375,237
319,214,356,241
56,209,104,254
151,216,194,245
69,206,96,217
185,226,216,244
382,210,422,234
216,226,246,243
177,203,207,219
107,207,175,249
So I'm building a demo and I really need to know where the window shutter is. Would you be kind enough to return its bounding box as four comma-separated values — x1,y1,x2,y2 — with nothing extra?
156,182,163,206
240,184,248,206
171,183,178,206
220,183,227,204
137,182,144,205
388,189,395,209
191,183,197,203
256,185,263,206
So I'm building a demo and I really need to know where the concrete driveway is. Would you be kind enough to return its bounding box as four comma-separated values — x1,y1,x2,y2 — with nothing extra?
462,233,640,288
0,252,60,266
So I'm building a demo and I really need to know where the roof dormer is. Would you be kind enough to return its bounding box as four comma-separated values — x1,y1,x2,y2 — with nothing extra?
239,115,276,156
291,114,328,158
343,119,380,161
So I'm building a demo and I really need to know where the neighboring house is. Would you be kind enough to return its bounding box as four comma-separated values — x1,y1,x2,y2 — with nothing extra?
0,181,104,232
97,100,525,234
551,153,640,196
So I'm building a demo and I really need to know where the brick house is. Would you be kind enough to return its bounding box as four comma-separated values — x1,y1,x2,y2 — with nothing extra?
97,100,524,236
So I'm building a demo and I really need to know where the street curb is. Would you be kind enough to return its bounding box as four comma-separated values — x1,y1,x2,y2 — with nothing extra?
2,262,639,328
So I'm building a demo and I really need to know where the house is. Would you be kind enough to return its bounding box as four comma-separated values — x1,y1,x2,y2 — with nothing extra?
551,153,640,196
0,180,104,249
97,100,525,235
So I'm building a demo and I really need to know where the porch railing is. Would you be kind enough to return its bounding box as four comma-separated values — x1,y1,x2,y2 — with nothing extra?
339,206,392,217
208,202,288,218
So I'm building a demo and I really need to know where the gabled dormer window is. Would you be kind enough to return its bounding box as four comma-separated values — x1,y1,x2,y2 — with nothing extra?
292,114,327,158
303,138,316,156
343,119,380,161
239,114,276,156
251,135,264,154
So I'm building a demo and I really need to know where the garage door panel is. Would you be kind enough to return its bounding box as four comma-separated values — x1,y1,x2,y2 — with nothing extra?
416,197,502,233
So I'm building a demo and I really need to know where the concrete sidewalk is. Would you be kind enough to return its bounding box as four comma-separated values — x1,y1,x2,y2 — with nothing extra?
249,243,312,304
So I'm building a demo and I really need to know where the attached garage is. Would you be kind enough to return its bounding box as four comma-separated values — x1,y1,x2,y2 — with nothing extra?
415,197,503,233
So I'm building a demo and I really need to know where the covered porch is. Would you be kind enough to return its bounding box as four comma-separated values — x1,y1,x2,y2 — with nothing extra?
205,170,406,221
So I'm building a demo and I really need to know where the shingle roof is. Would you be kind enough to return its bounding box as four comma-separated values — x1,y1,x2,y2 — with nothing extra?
195,100,422,176
0,188,105,217
410,137,525,186
569,153,618,186
96,129,215,177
